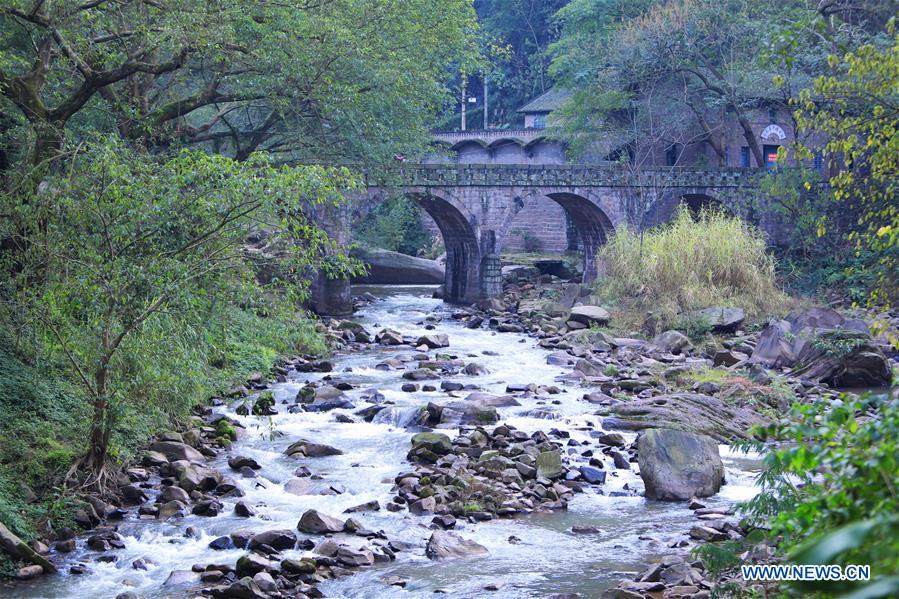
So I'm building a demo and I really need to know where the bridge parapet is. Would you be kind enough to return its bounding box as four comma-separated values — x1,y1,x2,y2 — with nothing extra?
369,164,763,189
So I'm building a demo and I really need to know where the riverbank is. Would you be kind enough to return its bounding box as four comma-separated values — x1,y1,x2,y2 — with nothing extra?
0,308,327,579
3,277,895,598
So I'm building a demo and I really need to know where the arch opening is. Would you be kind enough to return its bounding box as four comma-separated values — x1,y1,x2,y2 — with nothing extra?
545,192,616,283
644,191,727,229
408,192,483,303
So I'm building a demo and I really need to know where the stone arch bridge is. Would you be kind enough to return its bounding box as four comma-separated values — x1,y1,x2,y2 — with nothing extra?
312,164,768,315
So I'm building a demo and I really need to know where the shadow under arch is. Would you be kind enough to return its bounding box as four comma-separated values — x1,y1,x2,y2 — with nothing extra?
644,191,728,229
407,191,484,303
545,192,616,283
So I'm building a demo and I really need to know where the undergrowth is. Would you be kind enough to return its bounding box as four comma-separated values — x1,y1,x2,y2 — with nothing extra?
0,306,325,575
595,207,789,326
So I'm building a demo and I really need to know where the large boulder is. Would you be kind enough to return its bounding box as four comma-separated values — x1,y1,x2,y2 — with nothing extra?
637,428,724,501
602,392,765,441
686,307,745,334
568,305,611,326
148,441,204,462
792,331,892,388
351,247,444,284
751,308,890,387
425,531,488,560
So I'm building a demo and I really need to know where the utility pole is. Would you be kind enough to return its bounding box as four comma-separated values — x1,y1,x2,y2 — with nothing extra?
461,78,467,131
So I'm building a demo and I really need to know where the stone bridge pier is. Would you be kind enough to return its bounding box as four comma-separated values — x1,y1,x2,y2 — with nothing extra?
310,164,767,315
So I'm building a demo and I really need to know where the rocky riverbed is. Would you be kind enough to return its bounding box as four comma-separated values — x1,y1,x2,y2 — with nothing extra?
6,277,893,599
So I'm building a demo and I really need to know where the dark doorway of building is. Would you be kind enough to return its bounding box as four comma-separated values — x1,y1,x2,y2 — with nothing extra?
763,144,780,169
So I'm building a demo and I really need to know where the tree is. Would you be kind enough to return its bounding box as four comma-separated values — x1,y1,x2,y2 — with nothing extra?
550,0,794,165
473,0,568,127
0,138,358,484
792,25,899,305
0,0,478,170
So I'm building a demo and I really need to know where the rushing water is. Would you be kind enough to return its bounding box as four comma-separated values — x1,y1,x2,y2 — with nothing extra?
4,286,761,599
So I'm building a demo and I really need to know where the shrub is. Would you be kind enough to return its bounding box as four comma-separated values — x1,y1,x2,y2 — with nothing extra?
596,207,787,323
737,394,899,596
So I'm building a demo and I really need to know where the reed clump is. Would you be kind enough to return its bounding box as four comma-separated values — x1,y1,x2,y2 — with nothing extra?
596,207,787,323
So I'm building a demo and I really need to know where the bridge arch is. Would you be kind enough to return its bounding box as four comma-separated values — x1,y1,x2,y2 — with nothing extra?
643,190,728,229
544,192,616,283
406,190,487,304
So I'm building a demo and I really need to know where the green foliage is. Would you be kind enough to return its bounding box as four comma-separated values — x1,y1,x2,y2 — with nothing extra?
673,313,713,341
596,207,787,324
356,196,433,256
0,138,346,471
473,0,568,127
811,330,868,359
0,0,479,166
738,394,899,595
792,27,899,306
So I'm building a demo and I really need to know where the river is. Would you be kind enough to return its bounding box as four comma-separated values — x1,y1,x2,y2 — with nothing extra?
4,286,761,599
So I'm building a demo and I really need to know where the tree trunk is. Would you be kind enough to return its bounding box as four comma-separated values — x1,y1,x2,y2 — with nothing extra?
87,367,111,471
734,112,764,167
31,118,65,170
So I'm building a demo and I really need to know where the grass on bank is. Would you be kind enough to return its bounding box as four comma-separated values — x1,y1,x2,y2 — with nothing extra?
0,306,324,576
595,207,789,328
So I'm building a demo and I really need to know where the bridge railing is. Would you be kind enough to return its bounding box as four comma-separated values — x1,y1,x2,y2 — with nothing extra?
368,163,764,188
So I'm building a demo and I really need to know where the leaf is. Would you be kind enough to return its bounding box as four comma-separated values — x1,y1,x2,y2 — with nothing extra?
841,577,899,599
790,516,897,565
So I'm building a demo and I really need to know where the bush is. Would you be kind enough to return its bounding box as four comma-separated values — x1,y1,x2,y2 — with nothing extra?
596,207,787,323
737,394,899,596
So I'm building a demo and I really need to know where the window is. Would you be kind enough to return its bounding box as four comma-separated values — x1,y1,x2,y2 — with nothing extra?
740,146,751,167
724,145,730,165
814,152,823,171
532,113,546,129
768,108,777,123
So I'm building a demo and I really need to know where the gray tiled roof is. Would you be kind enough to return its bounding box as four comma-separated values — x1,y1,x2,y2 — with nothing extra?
516,88,572,113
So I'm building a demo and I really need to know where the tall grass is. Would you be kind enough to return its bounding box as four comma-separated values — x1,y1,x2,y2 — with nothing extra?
596,207,786,322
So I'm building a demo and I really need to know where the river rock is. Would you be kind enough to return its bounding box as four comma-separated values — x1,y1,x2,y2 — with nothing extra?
653,330,692,354
637,428,724,501
687,307,745,333
248,529,297,551
536,450,563,479
235,553,270,577
579,465,607,484
376,328,404,345
425,530,489,560
162,569,200,586
750,308,890,386
284,439,343,457
222,577,268,599
159,485,190,504
409,432,453,457
149,441,205,462
337,545,375,567
792,330,891,388
228,456,260,471
568,305,610,326
297,509,345,534
416,334,449,349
